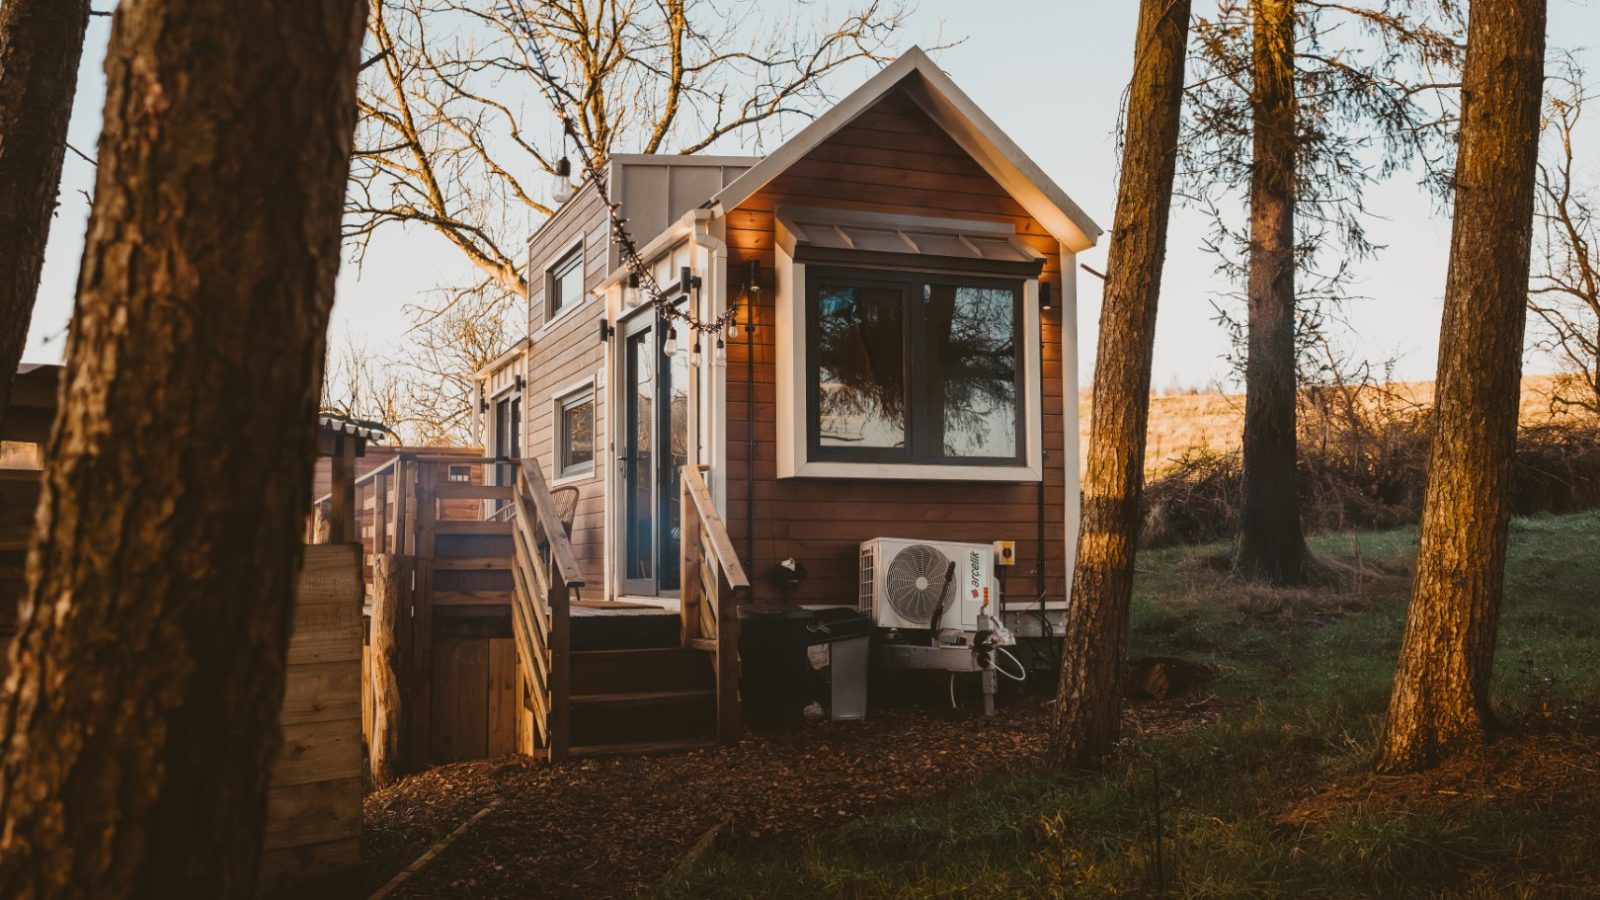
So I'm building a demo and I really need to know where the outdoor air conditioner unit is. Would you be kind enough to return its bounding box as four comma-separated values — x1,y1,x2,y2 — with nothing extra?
859,538,998,633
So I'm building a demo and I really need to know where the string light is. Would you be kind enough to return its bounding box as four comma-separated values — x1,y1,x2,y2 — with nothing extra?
508,9,746,339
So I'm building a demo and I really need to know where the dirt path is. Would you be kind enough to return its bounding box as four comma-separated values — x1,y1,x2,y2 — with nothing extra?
360,697,1220,898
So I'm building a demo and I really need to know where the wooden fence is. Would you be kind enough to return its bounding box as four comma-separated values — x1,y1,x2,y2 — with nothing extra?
258,542,365,896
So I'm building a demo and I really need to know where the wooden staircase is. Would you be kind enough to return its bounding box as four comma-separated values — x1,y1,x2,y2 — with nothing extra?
567,647,718,756
509,460,749,761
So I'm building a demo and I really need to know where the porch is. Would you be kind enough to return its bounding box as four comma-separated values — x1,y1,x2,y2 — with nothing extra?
312,451,748,768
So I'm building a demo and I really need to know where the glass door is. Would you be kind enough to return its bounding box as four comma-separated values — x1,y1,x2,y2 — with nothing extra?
619,306,689,596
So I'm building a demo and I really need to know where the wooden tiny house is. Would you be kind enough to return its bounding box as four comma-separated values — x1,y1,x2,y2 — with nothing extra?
478,47,1099,623
452,47,1102,759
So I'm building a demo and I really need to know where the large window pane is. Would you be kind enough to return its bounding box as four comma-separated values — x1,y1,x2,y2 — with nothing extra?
926,284,1018,459
814,284,906,449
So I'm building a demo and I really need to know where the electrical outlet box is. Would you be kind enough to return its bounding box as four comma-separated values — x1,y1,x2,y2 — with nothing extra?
993,540,1016,567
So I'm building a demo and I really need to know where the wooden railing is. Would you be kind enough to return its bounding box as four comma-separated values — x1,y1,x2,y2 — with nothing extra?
679,464,751,745
508,457,584,762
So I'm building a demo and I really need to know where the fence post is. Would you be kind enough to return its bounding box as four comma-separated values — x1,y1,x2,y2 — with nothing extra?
548,582,570,762
370,553,412,786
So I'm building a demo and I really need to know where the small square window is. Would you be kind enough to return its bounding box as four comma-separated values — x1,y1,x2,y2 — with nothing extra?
447,464,473,483
547,246,584,320
557,388,595,479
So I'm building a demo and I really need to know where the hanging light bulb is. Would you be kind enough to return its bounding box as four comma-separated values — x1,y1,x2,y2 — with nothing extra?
715,337,727,363
725,316,739,340
663,327,678,358
688,337,701,368
552,157,573,204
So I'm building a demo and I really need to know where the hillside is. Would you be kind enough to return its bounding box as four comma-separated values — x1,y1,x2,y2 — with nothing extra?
1082,374,1597,477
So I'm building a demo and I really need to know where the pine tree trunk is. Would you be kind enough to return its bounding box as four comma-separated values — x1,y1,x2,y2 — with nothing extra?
0,0,90,428
0,2,367,896
1235,0,1310,586
1376,0,1546,774
1049,0,1190,769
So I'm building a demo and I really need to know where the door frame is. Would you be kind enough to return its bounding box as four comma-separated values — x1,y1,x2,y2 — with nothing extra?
612,299,690,598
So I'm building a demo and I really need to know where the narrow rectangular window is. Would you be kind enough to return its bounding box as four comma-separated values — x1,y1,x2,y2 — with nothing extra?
557,388,595,479
547,246,584,320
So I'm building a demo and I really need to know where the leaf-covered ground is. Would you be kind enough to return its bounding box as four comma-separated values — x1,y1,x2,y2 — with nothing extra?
362,511,1600,898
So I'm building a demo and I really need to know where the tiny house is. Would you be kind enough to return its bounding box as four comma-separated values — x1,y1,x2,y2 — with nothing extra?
465,47,1102,754
478,46,1100,631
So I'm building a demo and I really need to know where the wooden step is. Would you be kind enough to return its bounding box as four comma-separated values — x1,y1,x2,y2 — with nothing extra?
435,521,514,535
569,687,715,747
567,737,719,759
570,647,714,695
570,688,715,708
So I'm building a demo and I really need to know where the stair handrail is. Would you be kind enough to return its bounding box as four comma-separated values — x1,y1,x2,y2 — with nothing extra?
507,457,581,762
681,465,750,592
517,458,584,590
679,464,749,746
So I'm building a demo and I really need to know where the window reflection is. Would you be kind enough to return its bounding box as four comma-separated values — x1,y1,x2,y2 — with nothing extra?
815,284,906,449
809,270,1022,465
925,284,1017,459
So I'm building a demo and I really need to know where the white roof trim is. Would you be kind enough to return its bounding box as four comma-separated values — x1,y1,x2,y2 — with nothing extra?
706,46,1102,252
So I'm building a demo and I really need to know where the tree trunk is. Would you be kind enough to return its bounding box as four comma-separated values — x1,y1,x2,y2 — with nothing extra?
0,0,90,429
370,554,412,788
1049,0,1190,769
0,2,367,896
1235,0,1311,586
1376,0,1546,774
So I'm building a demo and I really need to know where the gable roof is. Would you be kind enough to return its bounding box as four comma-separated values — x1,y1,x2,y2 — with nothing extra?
706,46,1102,253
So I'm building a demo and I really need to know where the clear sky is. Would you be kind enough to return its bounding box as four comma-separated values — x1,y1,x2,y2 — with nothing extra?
25,1,1600,390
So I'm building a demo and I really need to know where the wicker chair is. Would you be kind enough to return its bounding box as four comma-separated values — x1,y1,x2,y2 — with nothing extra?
537,485,581,570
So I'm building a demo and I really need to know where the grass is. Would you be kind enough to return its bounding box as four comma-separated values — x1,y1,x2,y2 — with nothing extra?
654,511,1600,898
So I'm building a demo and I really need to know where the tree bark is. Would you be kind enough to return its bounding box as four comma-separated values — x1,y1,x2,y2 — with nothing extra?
0,2,368,896
1235,0,1311,586
1376,0,1546,774
0,0,90,429
1049,0,1190,769
369,554,412,788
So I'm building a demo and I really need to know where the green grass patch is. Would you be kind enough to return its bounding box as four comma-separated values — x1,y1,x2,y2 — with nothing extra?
656,511,1600,898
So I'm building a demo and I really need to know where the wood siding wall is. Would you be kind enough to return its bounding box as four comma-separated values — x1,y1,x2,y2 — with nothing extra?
526,188,610,587
723,88,1070,606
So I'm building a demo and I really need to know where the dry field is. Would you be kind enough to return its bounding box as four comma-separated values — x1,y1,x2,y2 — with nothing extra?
1082,374,1597,477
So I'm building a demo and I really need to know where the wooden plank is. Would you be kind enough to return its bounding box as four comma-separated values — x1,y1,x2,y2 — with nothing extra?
547,583,570,762
518,459,584,587
456,636,490,761
487,638,517,756
262,776,362,851
716,575,741,746
682,466,750,588
428,557,511,571
435,520,516,535
433,589,513,607
410,463,438,766
273,718,363,788
279,660,360,726
330,436,357,544
257,837,359,897
295,544,364,606
286,601,363,665
432,482,513,501
428,636,460,764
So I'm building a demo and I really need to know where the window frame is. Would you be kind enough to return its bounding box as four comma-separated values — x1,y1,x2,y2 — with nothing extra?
804,266,1027,468
544,241,586,323
553,381,597,483
776,251,1045,483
